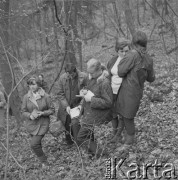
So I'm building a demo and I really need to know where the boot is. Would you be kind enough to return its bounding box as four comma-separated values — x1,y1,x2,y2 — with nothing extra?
115,134,134,155
71,122,80,143
109,118,124,144
39,155,50,168
125,134,135,145
88,141,108,159
111,117,118,136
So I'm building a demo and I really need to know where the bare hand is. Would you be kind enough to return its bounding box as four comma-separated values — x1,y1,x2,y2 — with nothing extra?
97,70,109,83
30,114,35,120
37,111,44,117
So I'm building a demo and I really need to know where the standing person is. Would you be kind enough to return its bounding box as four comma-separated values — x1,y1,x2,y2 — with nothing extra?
57,63,88,146
116,31,155,151
21,77,55,165
77,58,113,158
38,74,48,92
0,82,6,137
107,39,130,143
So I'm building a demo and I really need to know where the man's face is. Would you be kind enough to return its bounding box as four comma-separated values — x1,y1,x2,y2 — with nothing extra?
67,71,77,79
87,66,99,79
39,75,43,81
118,45,129,58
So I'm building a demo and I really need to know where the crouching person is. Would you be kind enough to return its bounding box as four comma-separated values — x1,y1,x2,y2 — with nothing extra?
57,63,88,146
77,58,113,158
21,77,55,166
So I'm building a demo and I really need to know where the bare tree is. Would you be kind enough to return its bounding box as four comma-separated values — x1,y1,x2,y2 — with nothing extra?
0,0,21,127
123,0,135,37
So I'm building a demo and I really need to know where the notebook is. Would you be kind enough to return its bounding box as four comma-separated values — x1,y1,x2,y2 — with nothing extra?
70,107,81,119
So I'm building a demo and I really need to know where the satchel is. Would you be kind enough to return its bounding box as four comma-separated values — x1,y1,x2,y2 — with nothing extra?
49,120,66,137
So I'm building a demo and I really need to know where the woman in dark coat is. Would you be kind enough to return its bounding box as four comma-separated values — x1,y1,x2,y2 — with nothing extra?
106,39,130,143
116,31,155,150
21,77,55,165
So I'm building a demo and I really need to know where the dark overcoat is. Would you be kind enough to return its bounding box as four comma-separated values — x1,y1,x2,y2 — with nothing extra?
81,76,113,127
21,88,55,135
116,48,155,119
57,70,88,125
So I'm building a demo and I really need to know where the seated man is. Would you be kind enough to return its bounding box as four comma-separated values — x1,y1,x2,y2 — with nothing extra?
77,58,113,158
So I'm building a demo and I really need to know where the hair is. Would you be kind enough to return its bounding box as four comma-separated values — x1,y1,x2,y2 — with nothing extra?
115,38,130,52
65,63,77,74
87,58,101,72
132,31,147,48
27,76,41,87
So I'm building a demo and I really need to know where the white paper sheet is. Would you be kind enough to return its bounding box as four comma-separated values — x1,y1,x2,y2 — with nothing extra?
70,107,81,119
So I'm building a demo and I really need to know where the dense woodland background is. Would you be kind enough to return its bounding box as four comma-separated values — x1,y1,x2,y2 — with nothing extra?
1,0,178,179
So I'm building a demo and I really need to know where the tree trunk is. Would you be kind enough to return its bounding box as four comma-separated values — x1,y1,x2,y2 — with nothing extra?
0,0,21,127
64,0,77,65
124,0,135,37
164,0,169,15
151,0,158,18
137,0,141,26
142,0,146,21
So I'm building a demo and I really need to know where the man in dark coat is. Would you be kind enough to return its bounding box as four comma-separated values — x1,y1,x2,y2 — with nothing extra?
57,63,88,145
115,31,155,150
77,58,113,158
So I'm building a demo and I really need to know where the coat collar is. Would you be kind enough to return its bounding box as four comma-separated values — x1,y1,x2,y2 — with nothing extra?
27,88,45,108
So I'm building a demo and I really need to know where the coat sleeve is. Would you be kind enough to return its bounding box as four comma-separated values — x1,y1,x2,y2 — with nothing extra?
57,76,69,109
147,59,155,82
118,53,135,77
42,94,55,116
21,95,31,119
90,81,113,109
0,91,6,108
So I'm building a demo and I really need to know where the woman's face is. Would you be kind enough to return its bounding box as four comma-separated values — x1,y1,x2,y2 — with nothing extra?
29,81,38,92
118,46,129,59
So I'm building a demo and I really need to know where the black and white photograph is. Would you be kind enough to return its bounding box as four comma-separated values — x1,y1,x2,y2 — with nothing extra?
0,0,178,179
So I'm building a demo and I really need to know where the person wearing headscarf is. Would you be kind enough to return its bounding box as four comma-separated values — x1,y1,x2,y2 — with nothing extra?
21,77,55,166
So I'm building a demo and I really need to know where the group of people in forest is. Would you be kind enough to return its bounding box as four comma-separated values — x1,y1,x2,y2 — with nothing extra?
0,30,155,167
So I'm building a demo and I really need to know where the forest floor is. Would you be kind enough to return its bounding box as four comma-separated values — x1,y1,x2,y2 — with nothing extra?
1,24,178,180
